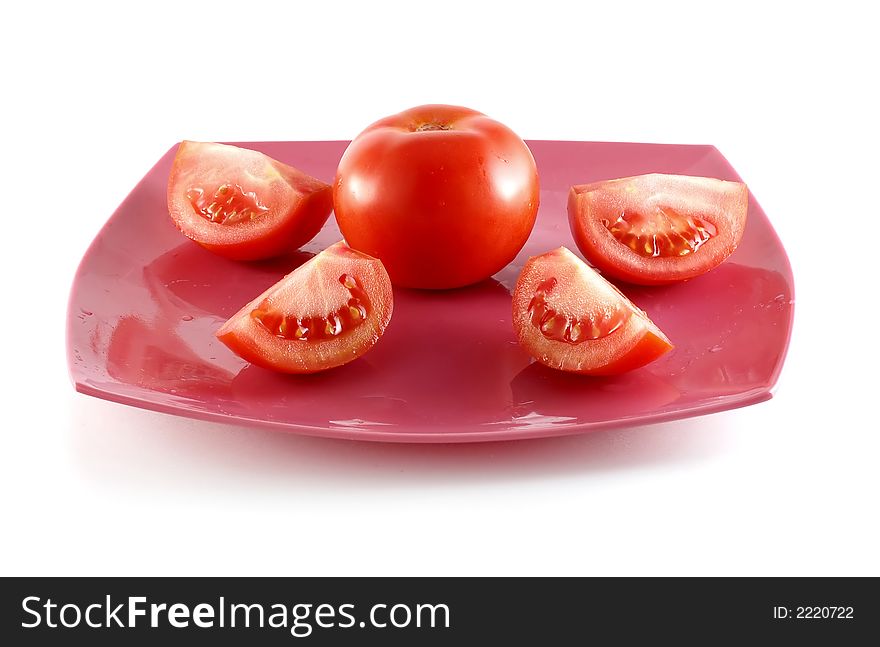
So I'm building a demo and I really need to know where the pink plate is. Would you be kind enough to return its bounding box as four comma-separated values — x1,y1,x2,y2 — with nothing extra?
67,141,794,442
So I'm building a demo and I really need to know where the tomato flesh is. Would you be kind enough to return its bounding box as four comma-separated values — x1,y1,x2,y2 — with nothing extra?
604,207,717,258
568,174,748,285
168,141,333,261
334,104,540,289
187,183,270,225
250,272,370,341
528,277,629,342
216,242,393,373
512,247,672,375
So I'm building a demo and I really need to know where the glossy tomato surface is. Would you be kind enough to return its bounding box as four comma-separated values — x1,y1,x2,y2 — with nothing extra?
216,242,392,373
334,105,540,289
168,141,332,260
512,247,673,375
568,174,748,285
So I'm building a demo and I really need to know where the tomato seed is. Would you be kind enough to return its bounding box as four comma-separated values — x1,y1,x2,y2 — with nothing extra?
188,183,269,225
606,207,717,258
250,275,373,342
528,278,630,344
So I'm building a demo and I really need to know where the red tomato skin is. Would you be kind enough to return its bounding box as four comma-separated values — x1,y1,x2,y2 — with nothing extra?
334,105,540,289
585,329,674,376
167,142,333,261
568,174,748,285
512,247,673,376
216,242,393,374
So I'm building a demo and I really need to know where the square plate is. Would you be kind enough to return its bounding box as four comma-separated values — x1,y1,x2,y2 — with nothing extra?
67,141,794,442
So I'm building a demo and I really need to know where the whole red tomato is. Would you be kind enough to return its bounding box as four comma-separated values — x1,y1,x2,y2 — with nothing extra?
334,105,540,289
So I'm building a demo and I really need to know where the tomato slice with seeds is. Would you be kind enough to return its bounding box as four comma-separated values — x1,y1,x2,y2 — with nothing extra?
216,242,393,373
568,174,748,285
167,141,333,260
512,247,672,375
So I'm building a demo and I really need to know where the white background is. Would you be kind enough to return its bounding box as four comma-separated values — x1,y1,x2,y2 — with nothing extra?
2,1,878,576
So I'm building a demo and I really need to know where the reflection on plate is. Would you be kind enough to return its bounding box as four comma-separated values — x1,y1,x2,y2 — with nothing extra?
67,140,794,442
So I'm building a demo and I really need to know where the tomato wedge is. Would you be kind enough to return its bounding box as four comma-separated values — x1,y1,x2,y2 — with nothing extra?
216,242,393,373
512,247,672,375
568,173,748,285
167,141,333,260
